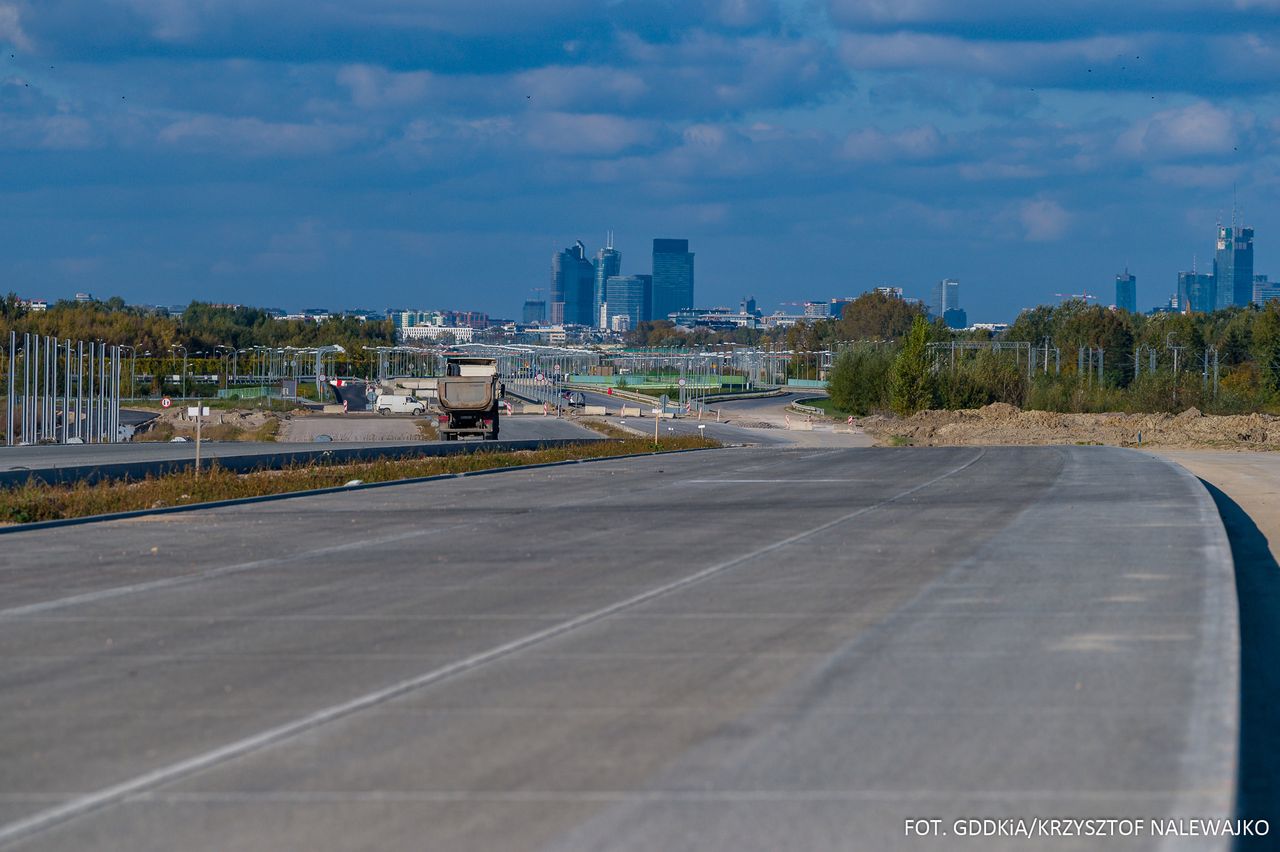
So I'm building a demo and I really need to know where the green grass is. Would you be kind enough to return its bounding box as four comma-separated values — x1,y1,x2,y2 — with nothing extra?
797,397,852,418
0,435,719,525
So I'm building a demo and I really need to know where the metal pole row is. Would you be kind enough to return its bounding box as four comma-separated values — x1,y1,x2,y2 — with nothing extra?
3,333,121,446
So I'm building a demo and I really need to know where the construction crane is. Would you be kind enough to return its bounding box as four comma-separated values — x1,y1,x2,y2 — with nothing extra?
1054,290,1098,303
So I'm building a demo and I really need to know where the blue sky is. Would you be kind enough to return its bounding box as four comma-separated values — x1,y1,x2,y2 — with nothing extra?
2,0,1278,322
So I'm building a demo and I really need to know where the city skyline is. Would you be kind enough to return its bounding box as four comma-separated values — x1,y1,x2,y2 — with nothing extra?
2,2,1278,321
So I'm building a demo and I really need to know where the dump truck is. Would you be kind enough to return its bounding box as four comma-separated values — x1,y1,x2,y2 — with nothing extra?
436,357,502,441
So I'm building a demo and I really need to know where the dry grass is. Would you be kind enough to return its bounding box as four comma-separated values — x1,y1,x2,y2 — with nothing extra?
0,435,718,525
416,418,439,440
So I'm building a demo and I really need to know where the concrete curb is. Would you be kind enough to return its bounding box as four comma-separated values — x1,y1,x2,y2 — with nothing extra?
1145,451,1241,849
0,446,721,536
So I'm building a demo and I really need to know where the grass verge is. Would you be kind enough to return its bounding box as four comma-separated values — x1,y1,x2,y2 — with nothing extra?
0,435,719,525
797,397,851,418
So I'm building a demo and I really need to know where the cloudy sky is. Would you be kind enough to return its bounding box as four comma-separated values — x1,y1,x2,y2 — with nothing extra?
2,0,1278,321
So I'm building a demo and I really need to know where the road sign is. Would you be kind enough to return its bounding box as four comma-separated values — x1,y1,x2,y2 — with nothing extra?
318,374,327,383
160,397,172,409
187,406,210,417
535,372,545,383
678,378,686,387
658,394,669,407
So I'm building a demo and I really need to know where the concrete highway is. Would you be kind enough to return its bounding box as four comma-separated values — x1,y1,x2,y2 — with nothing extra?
0,446,1239,850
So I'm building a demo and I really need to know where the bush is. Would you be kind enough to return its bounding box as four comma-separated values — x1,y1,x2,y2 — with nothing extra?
827,344,893,414
890,317,934,416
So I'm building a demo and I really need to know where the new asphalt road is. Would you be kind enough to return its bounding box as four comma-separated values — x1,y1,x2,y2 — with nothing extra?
0,447,1241,850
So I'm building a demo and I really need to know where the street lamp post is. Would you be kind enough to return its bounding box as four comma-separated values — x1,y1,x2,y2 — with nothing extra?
171,345,188,399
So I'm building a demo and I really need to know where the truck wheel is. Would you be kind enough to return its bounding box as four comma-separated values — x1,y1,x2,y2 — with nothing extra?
414,407,424,416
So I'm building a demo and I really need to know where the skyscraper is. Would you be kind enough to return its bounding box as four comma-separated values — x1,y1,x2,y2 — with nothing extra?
1177,271,1214,313
1114,269,1136,313
1254,275,1280,306
605,274,652,331
1214,224,1254,310
522,299,546,324
551,241,594,325
932,279,959,317
593,233,621,329
652,239,694,322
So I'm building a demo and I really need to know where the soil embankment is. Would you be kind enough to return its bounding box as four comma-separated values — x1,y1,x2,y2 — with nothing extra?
862,402,1280,450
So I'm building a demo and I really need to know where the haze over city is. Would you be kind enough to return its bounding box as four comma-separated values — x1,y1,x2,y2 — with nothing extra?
3,0,1278,320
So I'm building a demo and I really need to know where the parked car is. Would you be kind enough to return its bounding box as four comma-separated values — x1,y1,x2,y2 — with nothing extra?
374,394,426,416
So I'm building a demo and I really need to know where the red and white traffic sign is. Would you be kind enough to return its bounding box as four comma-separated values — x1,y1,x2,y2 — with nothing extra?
161,397,172,408
678,378,686,386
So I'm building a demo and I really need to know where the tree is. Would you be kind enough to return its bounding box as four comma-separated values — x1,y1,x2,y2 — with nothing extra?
890,316,934,415
827,344,893,414
833,292,927,341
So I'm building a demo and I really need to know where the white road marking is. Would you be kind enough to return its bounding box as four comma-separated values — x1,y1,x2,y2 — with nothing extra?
0,527,456,619
0,450,985,848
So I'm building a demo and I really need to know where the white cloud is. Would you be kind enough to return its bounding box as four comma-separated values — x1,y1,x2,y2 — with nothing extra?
523,112,657,156
1017,198,1071,241
842,124,942,162
157,115,366,156
1117,102,1247,159
0,3,31,50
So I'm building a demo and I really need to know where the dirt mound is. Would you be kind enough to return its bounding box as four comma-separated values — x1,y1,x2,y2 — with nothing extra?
860,405,1278,450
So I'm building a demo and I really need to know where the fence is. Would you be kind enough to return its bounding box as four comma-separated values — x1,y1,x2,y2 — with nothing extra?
4,331,123,446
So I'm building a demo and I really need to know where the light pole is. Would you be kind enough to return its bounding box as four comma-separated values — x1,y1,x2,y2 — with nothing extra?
171,345,188,398
119,345,136,399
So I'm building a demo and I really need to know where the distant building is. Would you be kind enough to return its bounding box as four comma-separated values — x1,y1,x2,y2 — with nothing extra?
605,274,652,331
802,301,830,318
74,292,93,303
551,241,594,326
1115,270,1137,313
671,307,759,330
1253,275,1280,306
593,233,621,329
18,298,47,312
1177,271,1214,314
932,279,960,317
942,308,968,330
740,296,759,317
1214,224,1254,309
874,286,905,299
828,297,854,320
400,325,474,343
970,322,1009,334
651,239,694,321
522,299,547,324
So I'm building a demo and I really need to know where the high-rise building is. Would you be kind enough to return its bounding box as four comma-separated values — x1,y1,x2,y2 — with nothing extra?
551,241,594,325
652,239,694,321
1254,275,1280,306
1214,224,1254,310
932,279,960,317
1177,271,1214,313
1114,269,1137,313
522,299,546,324
605,274,652,331
740,296,759,317
942,308,968,330
593,233,621,329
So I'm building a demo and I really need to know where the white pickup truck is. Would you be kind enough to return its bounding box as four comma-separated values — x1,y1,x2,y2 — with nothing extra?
373,394,427,415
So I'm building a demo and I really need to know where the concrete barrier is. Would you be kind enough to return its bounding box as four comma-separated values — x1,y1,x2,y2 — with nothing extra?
620,405,641,417
582,405,607,416
522,403,546,415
